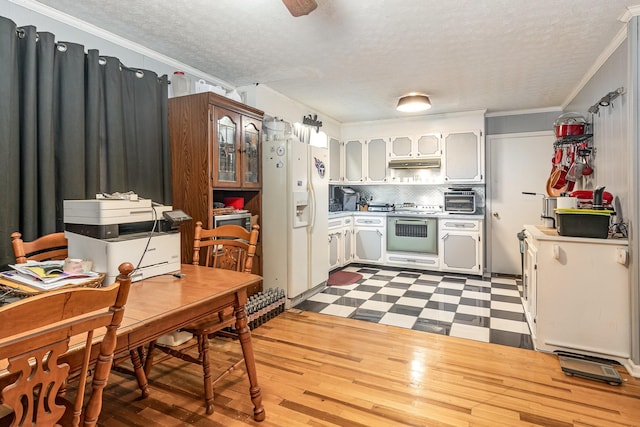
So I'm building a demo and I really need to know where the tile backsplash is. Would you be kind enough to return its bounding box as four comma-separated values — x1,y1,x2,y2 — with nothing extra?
330,184,485,209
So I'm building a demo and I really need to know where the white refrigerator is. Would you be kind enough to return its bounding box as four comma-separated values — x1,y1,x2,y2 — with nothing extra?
262,126,329,304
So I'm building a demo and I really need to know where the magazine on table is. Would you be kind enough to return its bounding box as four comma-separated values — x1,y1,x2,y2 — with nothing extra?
1,260,100,290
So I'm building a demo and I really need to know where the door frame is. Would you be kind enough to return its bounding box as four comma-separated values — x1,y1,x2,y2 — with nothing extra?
485,130,554,277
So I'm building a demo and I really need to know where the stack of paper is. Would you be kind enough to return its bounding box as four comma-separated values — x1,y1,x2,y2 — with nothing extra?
1,261,101,291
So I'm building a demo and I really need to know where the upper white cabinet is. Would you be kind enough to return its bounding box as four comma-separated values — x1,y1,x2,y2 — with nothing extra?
389,133,441,158
335,123,484,184
344,139,364,182
343,138,388,183
366,137,388,182
328,136,342,183
442,130,483,183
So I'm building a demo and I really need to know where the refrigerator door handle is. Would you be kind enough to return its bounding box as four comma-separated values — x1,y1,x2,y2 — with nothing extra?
309,183,316,229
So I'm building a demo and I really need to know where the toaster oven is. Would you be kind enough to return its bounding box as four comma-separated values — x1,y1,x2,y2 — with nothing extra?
444,190,476,214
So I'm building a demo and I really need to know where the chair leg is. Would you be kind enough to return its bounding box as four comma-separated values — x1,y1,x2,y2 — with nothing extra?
197,334,215,415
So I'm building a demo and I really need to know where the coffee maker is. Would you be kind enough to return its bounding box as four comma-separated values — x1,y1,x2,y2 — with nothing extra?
334,187,358,211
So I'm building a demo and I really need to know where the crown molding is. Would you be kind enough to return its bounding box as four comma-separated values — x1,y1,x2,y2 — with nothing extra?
485,106,562,117
561,24,628,109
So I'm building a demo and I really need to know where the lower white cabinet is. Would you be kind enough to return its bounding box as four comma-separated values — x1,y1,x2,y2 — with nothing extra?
386,252,439,269
328,230,342,271
522,235,537,338
328,214,483,276
342,216,353,265
523,225,630,361
353,216,385,263
328,216,354,270
439,218,482,274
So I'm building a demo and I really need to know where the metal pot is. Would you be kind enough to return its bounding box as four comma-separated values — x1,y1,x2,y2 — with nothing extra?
542,196,557,228
522,192,557,228
554,112,586,138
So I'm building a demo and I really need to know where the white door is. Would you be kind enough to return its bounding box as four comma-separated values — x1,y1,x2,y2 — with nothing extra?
261,134,289,292
309,145,329,288
288,137,310,298
487,131,554,275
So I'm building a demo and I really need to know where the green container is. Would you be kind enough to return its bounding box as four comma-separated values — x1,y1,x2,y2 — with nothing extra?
556,208,611,239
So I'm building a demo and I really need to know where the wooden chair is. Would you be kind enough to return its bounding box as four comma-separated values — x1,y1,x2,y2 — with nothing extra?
10,231,68,264
144,222,259,415
9,231,151,399
0,262,133,427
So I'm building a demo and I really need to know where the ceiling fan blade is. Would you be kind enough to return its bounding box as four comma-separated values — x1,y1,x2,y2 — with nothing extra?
281,0,317,17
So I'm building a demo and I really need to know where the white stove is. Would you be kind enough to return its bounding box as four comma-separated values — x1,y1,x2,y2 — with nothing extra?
391,203,443,216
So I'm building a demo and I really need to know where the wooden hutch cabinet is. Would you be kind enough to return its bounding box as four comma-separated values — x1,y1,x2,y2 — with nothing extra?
168,92,264,278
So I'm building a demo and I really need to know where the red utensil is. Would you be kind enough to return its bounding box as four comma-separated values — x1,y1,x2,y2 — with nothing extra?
554,148,563,165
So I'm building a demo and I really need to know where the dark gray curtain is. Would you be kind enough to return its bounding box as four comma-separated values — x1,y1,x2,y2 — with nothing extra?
0,16,171,268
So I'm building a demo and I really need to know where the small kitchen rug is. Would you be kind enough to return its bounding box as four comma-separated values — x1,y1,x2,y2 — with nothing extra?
327,271,363,286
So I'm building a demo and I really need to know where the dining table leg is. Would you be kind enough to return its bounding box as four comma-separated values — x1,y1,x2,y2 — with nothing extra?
129,347,150,398
234,290,265,422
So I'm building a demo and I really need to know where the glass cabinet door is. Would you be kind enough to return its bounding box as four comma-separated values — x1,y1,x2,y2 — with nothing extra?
242,118,261,187
216,113,239,185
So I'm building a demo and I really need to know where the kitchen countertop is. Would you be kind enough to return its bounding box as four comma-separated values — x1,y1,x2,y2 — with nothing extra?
524,224,628,245
329,210,484,220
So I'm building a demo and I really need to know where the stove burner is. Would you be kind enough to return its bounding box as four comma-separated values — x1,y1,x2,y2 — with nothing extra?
393,203,443,215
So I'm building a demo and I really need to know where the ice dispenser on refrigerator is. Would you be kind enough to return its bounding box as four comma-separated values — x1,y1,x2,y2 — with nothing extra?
292,191,309,228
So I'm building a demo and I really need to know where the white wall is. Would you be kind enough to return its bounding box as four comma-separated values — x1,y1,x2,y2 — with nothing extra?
565,40,629,222
240,83,341,138
340,110,486,140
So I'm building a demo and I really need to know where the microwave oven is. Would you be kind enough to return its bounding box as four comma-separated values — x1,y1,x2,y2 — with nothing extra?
444,191,476,214
213,212,251,231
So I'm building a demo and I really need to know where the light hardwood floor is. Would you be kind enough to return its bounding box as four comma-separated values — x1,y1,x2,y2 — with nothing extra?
100,310,640,426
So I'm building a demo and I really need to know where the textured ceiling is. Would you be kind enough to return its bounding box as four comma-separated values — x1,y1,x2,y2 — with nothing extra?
31,0,639,122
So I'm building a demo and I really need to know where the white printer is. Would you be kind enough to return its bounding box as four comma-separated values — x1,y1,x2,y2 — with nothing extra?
63,199,183,284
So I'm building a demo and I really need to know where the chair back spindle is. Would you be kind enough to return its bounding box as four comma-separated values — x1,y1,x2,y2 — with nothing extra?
11,232,68,264
192,222,259,273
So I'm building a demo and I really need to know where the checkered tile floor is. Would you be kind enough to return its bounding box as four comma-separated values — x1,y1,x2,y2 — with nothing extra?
294,265,533,350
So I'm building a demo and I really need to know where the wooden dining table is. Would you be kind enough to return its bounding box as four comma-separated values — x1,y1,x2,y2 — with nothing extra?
59,264,266,422
124,264,265,421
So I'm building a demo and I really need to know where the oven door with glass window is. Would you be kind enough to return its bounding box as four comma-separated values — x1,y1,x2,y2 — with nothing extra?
386,216,437,254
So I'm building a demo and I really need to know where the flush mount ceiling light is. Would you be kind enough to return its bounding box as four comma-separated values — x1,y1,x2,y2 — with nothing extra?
397,93,432,112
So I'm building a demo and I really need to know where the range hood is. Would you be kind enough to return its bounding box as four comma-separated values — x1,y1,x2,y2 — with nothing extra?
388,157,441,169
